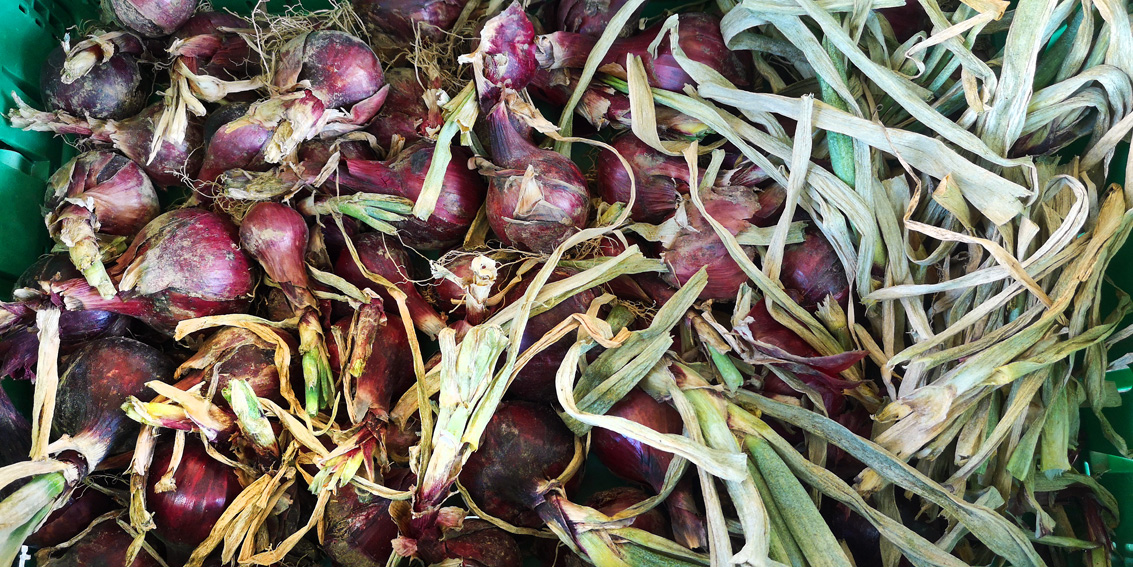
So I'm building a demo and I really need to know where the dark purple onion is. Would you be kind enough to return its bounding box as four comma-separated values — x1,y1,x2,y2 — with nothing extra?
53,209,255,336
195,104,274,186
0,385,31,469
111,104,206,187
416,519,523,567
171,12,260,83
355,0,470,42
336,142,486,249
781,228,849,310
323,468,415,567
109,0,198,38
146,438,243,554
365,68,444,148
596,133,690,222
458,401,577,528
430,253,510,325
591,388,707,549
40,33,146,120
55,337,175,465
274,31,385,109
661,185,761,301
333,232,447,338
174,327,288,405
326,311,414,420
38,521,163,567
503,268,598,402
554,0,644,37
45,151,159,298
25,485,116,548
472,2,539,104
587,487,669,536
536,13,752,91
484,102,590,253
240,203,312,307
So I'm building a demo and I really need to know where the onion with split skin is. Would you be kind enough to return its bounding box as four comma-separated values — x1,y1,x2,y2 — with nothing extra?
326,310,414,422
365,68,444,148
41,31,146,120
661,185,760,301
467,2,540,105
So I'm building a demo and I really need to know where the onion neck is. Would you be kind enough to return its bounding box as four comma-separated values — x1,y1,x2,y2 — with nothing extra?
535,32,598,70
485,103,537,170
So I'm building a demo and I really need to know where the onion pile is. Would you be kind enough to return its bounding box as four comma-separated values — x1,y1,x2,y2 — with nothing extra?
0,2,1124,567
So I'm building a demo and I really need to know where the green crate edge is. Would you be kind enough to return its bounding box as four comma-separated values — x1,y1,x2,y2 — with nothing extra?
3,0,1133,562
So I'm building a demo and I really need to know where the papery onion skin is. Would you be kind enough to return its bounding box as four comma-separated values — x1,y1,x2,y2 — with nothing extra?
39,521,163,567
484,102,590,254
174,327,289,405
146,439,243,553
41,38,145,120
596,133,690,222
109,0,198,37
501,268,598,402
429,253,511,324
326,312,414,420
333,232,448,338
337,143,485,250
587,486,670,537
240,202,311,299
14,254,129,345
459,401,578,528
172,12,260,82
54,209,255,335
111,104,206,188
46,151,159,238
554,0,644,37
354,0,470,42
365,68,443,148
25,485,116,548
323,468,415,567
195,107,273,185
473,2,539,103
274,31,384,109
416,519,523,567
54,337,175,461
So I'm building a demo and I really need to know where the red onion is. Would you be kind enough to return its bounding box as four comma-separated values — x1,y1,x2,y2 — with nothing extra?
503,267,598,402
554,0,644,37
484,101,590,254
326,310,414,420
174,327,289,405
535,13,752,91
38,521,163,567
323,468,415,567
194,105,274,186
587,235,677,306
470,2,539,105
458,401,578,528
171,12,260,85
109,0,198,38
878,2,931,43
661,185,759,301
0,385,31,469
8,102,205,188
365,68,444,148
146,438,243,556
55,337,175,467
52,209,255,336
25,485,116,548
587,487,669,537
336,142,486,249
41,32,146,120
355,0,470,42
590,388,707,549
430,253,509,325
415,519,522,567
45,151,159,298
273,31,385,110
597,133,690,222
781,227,849,311
530,69,708,138
333,232,447,338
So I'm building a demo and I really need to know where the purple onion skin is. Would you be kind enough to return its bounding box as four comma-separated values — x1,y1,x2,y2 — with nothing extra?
338,143,486,250
240,203,311,299
366,68,443,148
146,439,243,554
196,110,273,185
662,185,760,301
109,0,199,38
355,0,470,42
108,104,205,188
485,102,590,254
25,485,116,548
555,0,643,37
326,313,414,420
475,2,539,102
459,401,577,528
333,232,448,337
54,337,175,458
0,385,31,469
597,133,690,222
275,31,384,109
175,327,288,405
416,519,523,567
324,468,415,567
781,228,849,311
47,151,159,237
429,254,512,324
56,209,255,335
538,13,751,91
503,268,597,402
39,521,163,567
172,12,259,80
40,43,145,120
587,487,669,537
16,254,128,344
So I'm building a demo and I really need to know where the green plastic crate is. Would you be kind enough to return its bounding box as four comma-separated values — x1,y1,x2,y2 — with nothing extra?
3,0,1133,564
